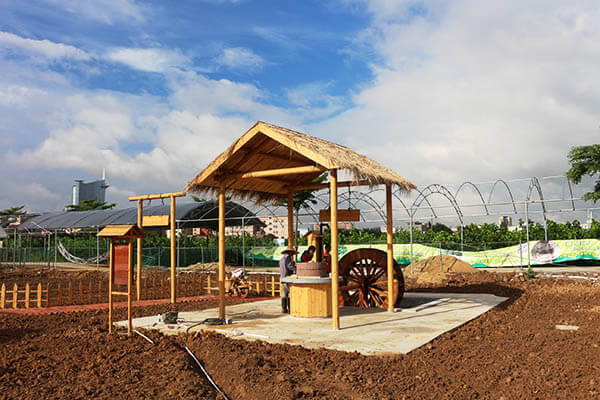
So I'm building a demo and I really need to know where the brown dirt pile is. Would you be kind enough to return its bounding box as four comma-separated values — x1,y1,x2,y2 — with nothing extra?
180,262,235,273
406,254,477,285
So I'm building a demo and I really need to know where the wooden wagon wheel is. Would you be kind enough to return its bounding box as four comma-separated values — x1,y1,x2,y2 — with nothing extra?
338,248,404,309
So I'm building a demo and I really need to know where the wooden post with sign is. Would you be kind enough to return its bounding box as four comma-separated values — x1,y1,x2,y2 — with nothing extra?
98,225,144,335
128,191,185,304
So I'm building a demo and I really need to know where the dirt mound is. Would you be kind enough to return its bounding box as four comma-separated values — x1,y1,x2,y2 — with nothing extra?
410,254,477,273
180,262,234,273
406,255,477,285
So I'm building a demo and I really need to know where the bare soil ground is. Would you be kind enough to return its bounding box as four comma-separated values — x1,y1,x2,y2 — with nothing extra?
2,269,600,399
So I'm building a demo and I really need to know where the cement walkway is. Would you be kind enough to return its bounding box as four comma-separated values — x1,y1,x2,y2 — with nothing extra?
120,292,508,355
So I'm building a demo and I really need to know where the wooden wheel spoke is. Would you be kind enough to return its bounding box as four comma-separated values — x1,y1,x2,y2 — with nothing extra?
370,267,385,282
350,265,363,277
369,289,385,306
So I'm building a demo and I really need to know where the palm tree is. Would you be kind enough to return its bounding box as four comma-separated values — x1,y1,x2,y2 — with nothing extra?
275,173,328,247
0,205,26,215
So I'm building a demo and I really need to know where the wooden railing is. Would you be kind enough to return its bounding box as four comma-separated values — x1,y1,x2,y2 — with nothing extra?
0,273,281,309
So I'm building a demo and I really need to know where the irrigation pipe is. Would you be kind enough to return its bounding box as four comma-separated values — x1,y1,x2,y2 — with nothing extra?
134,330,155,345
134,328,231,399
185,346,231,400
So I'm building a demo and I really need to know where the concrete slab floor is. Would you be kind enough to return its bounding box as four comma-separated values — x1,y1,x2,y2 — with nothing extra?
119,292,507,355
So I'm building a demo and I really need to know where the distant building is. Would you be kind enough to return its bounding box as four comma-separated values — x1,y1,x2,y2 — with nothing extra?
72,169,109,205
260,216,288,238
311,222,354,231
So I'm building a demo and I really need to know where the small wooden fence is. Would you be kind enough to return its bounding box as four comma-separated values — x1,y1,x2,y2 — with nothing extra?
0,273,281,309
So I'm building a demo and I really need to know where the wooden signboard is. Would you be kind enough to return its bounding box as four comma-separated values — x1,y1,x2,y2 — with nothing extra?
319,209,361,222
142,215,169,227
112,244,129,285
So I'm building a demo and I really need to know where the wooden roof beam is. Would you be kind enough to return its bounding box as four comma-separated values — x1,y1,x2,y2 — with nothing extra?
128,191,186,201
292,179,374,191
234,148,310,165
227,165,325,179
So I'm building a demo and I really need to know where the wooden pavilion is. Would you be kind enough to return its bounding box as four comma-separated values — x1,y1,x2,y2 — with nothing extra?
185,121,415,329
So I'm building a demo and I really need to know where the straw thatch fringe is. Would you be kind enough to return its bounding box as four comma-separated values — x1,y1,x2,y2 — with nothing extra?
185,121,416,203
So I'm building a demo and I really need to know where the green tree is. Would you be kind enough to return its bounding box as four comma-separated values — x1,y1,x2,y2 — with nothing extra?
0,205,26,215
274,173,328,247
65,199,116,212
567,144,600,202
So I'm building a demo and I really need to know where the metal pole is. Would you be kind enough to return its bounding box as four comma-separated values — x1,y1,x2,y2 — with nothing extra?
519,236,523,268
543,213,548,241
525,201,531,268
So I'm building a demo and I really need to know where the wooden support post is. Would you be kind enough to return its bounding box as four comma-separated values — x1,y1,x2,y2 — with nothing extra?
263,276,267,296
137,199,143,301
1,283,5,308
25,283,30,309
46,283,51,307
287,192,294,249
88,281,93,304
58,282,63,306
218,187,226,319
68,280,73,305
12,283,17,309
386,184,394,312
207,275,212,294
330,169,339,330
108,241,113,334
79,280,83,304
37,283,42,308
199,275,203,295
170,195,176,304
128,239,133,335
271,276,275,296
98,281,102,303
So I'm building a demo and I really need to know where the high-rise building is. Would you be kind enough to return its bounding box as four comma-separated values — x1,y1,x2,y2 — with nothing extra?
72,169,109,205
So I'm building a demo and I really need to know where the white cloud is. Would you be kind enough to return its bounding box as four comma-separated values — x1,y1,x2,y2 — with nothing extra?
215,47,265,71
43,0,145,24
314,0,600,187
107,47,190,73
0,31,90,62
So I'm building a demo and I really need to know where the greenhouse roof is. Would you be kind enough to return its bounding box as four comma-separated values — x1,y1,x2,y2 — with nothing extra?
18,201,263,231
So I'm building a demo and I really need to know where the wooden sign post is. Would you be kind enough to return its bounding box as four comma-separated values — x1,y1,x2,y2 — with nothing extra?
97,225,144,335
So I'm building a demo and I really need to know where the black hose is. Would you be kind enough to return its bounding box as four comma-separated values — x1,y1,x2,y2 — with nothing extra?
185,346,231,400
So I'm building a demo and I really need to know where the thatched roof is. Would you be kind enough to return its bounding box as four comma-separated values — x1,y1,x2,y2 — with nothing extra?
185,121,415,202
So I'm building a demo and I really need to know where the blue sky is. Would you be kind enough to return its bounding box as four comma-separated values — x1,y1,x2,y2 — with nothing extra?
3,0,373,110
1,0,599,222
